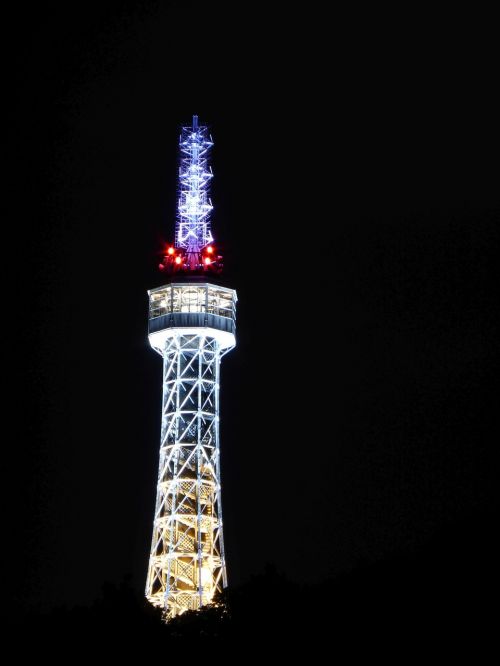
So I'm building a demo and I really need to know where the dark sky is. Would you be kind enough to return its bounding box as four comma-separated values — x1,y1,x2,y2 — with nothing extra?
8,2,499,614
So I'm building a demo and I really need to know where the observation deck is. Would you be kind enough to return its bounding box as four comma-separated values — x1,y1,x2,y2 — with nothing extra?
148,280,237,353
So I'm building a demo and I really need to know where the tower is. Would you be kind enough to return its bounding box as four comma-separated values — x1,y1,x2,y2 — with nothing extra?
145,116,237,619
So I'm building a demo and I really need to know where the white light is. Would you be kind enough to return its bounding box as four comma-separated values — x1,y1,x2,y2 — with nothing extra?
201,568,212,587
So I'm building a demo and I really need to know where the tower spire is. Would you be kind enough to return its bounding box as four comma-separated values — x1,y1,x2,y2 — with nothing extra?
160,116,222,273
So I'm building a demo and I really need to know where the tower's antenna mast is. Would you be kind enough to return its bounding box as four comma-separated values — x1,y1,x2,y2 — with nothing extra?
160,115,222,274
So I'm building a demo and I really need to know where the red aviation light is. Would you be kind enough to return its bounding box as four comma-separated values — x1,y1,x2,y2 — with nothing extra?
204,257,211,265
206,246,214,254
175,256,182,265
167,246,175,256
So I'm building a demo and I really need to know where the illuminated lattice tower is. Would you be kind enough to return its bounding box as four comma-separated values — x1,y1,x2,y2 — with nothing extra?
145,116,237,619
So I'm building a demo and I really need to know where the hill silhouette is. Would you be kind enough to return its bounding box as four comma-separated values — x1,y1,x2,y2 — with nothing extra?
6,510,497,656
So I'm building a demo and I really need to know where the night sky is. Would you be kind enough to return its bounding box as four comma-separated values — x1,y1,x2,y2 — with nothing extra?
8,3,499,616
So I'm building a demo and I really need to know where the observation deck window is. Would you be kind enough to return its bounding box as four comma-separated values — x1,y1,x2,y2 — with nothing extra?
149,284,235,321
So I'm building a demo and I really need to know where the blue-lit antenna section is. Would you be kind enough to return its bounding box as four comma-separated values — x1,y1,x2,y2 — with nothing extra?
160,116,221,274
176,115,214,268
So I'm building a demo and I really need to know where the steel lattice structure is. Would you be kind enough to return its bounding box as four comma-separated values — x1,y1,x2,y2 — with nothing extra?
176,116,214,269
145,117,236,619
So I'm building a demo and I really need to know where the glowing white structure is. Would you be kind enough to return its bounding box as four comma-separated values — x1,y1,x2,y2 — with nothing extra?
145,117,236,619
176,115,214,266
